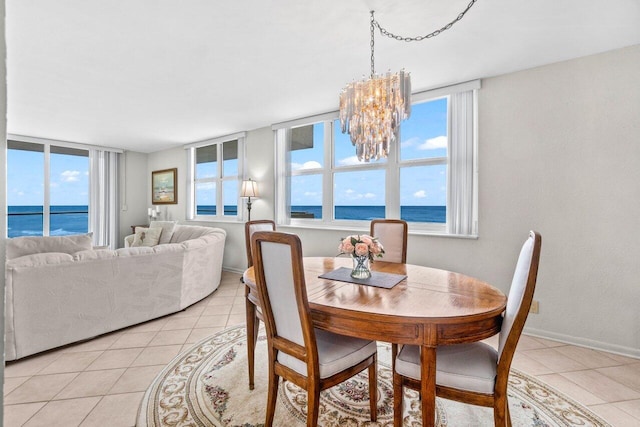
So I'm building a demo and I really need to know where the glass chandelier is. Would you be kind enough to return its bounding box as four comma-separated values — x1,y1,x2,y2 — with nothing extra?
339,3,478,162
339,12,410,163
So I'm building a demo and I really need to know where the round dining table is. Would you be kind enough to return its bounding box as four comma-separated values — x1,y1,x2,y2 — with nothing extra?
243,256,507,427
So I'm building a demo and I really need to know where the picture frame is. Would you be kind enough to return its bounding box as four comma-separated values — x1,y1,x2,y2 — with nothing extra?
151,168,177,204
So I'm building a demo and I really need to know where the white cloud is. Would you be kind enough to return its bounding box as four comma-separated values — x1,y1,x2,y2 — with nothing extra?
401,137,420,148
303,191,318,197
338,156,361,166
414,190,427,198
341,190,377,200
417,136,447,150
61,170,81,182
197,182,216,190
291,161,322,171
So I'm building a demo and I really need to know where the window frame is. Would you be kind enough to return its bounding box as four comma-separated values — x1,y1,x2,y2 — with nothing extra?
7,134,122,242
185,132,246,222
273,80,479,236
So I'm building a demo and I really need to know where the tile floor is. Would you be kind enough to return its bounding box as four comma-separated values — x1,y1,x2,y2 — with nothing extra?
4,271,640,426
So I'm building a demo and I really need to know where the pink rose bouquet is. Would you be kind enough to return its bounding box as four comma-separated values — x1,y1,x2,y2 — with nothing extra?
338,234,385,261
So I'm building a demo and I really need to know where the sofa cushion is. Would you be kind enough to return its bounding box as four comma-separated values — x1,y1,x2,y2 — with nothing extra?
116,246,155,257
153,243,184,254
170,225,215,243
149,221,177,245
7,252,74,268
6,233,93,260
73,249,118,261
131,227,163,247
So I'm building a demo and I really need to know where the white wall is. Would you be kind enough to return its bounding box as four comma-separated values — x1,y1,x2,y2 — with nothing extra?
147,147,187,223
142,128,276,270
1,0,8,414
477,44,640,356
126,45,640,357
117,150,148,246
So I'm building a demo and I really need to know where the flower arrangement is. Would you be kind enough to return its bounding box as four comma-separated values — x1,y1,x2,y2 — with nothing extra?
338,234,385,262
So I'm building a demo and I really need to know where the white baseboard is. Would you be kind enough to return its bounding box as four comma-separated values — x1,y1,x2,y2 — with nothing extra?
524,326,640,360
223,266,246,275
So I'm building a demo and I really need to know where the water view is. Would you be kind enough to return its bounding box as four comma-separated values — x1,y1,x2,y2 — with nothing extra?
8,205,89,238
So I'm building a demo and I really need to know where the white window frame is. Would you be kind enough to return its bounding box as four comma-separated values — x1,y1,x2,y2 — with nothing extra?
7,134,122,245
273,80,480,236
184,132,246,221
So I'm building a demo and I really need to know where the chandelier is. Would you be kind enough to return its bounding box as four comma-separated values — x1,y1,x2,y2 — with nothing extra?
339,2,479,162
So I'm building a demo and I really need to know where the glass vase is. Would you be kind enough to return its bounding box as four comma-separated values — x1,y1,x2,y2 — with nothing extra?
351,255,371,279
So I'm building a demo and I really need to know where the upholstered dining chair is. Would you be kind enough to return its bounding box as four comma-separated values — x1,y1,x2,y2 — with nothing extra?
392,230,542,427
370,219,408,263
251,231,378,426
370,219,408,370
244,219,276,390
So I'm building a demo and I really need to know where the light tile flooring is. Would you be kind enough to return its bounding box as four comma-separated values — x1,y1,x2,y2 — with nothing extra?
4,271,640,426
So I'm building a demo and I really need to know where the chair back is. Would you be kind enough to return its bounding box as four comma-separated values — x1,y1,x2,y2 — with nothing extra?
370,219,408,263
245,220,276,267
497,231,542,366
251,231,318,371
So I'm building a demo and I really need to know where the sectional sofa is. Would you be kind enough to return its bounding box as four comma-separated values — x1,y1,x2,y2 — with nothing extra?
4,224,226,361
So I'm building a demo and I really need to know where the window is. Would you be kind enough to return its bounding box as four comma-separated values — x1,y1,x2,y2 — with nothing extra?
7,136,121,247
274,80,479,235
7,140,89,237
185,133,246,220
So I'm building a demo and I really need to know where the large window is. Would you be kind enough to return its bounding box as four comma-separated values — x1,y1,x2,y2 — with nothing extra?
274,81,479,235
7,140,90,237
185,133,245,220
7,136,121,247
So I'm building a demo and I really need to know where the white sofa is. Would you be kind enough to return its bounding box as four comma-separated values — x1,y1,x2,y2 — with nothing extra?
4,224,226,361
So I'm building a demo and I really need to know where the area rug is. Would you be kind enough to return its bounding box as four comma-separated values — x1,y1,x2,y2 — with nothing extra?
137,325,610,426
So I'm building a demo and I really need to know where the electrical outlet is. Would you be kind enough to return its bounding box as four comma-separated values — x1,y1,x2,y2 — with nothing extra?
530,300,539,314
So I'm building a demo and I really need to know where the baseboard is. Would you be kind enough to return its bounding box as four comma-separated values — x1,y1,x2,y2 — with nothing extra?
524,326,640,360
223,266,246,275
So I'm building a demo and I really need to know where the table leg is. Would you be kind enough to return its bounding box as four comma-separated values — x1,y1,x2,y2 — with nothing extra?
420,345,436,427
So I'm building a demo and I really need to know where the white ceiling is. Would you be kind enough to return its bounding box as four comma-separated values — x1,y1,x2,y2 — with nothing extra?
7,0,640,153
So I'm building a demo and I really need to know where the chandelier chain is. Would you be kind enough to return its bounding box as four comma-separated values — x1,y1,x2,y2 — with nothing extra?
344,4,476,161
370,11,376,77
372,0,478,43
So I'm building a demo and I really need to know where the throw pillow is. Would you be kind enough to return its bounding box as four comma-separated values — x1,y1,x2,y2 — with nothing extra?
131,227,163,247
149,220,177,245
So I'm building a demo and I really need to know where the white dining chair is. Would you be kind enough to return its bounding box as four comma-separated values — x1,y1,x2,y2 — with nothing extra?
393,231,542,426
370,219,408,263
252,231,378,426
244,219,276,390
370,219,408,370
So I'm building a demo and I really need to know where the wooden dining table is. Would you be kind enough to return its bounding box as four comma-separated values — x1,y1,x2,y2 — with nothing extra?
243,256,507,427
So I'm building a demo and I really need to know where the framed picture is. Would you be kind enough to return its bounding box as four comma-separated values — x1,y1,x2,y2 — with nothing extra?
151,168,177,204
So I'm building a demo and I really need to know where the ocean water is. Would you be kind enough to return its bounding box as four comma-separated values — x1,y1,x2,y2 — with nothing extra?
8,204,446,238
8,205,89,238
196,205,446,223
291,205,446,223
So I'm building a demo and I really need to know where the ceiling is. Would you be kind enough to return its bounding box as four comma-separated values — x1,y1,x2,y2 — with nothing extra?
6,0,640,153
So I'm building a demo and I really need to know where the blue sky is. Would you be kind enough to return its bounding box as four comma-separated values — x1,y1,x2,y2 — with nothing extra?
291,97,448,207
7,150,89,206
9,98,447,209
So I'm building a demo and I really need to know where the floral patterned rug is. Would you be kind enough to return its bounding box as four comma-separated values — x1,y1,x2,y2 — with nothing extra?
137,325,610,427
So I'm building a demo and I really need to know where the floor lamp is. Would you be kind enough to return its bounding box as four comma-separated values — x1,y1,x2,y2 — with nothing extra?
241,178,259,222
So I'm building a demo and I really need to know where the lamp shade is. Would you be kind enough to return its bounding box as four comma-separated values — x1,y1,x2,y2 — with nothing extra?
241,179,259,198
